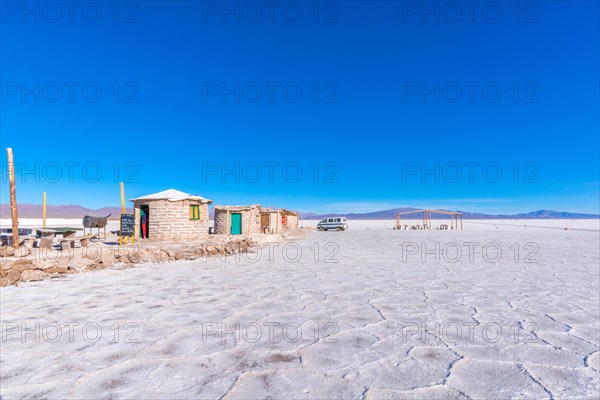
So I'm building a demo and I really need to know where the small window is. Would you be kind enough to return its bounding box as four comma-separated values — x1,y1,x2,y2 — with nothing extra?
328,218,334,223
335,218,341,222
190,205,200,220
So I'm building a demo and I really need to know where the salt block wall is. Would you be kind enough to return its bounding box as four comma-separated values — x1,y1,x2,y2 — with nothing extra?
286,215,299,229
214,209,229,235
244,209,260,235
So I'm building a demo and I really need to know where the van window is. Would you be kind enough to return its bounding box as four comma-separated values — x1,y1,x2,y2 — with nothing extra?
335,218,341,222
328,218,334,223
342,218,347,222
321,219,327,223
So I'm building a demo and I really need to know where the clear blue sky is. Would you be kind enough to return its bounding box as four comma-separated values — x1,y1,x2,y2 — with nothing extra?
1,1,598,214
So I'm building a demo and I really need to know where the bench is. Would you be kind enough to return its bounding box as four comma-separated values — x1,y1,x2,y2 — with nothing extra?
59,235,98,250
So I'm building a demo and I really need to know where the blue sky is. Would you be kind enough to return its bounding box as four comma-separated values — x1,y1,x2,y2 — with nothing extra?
1,0,598,214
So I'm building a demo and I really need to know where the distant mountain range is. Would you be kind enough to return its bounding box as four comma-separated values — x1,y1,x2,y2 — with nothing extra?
0,204,598,220
0,204,131,220
298,208,600,220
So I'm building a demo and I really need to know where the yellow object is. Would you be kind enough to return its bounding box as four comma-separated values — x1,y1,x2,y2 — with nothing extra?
120,182,126,214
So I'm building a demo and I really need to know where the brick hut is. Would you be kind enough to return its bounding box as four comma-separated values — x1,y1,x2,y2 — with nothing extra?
130,189,213,240
214,205,300,235
258,208,299,233
214,205,262,235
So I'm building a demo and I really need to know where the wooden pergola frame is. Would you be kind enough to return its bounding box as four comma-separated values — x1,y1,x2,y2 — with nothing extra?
395,209,463,230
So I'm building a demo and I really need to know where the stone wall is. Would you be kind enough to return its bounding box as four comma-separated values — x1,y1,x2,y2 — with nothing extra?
214,208,228,235
134,199,210,240
285,214,299,229
0,237,257,287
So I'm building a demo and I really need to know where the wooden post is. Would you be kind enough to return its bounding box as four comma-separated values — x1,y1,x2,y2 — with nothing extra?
6,148,19,249
42,192,47,229
119,182,124,245
276,211,280,234
120,182,126,214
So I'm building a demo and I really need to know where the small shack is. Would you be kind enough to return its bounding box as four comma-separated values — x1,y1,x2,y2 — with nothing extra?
130,189,213,240
214,205,300,235
257,208,299,233
214,205,261,235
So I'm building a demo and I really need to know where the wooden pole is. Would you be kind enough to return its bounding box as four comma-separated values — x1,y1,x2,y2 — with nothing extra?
42,192,47,228
119,182,124,245
120,182,126,214
6,148,19,249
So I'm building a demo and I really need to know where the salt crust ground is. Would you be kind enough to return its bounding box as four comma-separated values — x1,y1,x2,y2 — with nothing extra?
1,220,599,399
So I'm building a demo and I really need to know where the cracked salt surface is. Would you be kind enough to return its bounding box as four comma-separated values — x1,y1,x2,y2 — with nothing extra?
1,220,599,399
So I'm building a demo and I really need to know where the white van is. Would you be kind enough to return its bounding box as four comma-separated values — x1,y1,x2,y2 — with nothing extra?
317,217,348,231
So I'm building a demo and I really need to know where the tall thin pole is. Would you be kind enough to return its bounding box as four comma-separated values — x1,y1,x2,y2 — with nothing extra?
6,148,19,249
42,192,47,228
120,182,126,214
119,182,125,246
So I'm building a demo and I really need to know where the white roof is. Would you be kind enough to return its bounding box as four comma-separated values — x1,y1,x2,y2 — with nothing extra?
130,189,213,203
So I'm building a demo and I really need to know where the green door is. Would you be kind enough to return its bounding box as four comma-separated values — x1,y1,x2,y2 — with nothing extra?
231,213,242,235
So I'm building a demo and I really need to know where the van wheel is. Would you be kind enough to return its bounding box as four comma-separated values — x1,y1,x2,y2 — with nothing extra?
324,228,328,231
336,227,343,231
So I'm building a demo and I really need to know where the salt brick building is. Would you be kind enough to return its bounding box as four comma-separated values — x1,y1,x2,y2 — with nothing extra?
214,205,299,235
213,205,261,235
130,189,213,240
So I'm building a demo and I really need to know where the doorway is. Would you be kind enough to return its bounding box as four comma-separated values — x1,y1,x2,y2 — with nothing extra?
260,213,270,233
231,213,242,235
140,205,150,238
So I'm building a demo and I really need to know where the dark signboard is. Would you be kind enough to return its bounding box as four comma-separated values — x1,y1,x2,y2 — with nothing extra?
120,213,135,237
